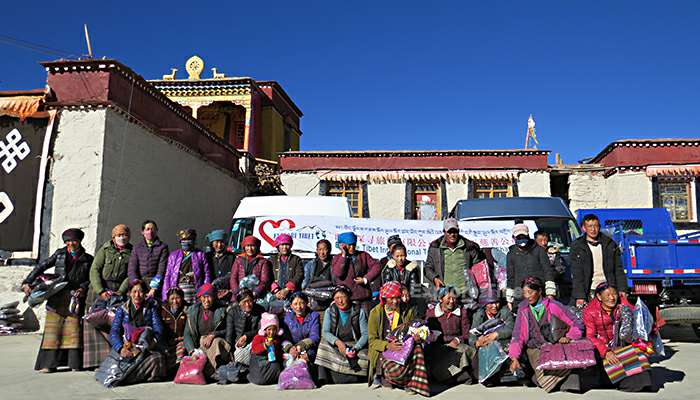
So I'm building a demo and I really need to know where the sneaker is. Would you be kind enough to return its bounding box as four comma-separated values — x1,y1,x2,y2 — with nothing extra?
371,375,382,388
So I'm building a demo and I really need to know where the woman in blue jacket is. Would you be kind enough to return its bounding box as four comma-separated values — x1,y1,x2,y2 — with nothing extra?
282,292,321,365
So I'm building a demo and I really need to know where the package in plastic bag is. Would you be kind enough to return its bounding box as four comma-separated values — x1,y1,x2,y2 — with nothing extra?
651,332,665,357
478,341,509,383
633,297,653,341
217,362,245,384
174,353,208,385
277,360,316,390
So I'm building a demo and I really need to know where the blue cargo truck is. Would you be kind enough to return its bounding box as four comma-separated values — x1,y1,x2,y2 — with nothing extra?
576,208,700,337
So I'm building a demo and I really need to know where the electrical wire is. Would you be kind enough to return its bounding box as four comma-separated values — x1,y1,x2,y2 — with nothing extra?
0,34,78,58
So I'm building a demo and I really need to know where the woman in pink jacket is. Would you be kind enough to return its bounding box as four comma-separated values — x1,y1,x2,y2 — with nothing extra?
508,276,584,392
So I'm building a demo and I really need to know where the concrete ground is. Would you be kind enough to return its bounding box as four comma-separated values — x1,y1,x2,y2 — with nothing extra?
0,326,695,400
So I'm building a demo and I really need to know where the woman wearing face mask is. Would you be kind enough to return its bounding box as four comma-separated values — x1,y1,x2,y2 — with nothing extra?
22,228,93,373
162,229,210,304
225,288,264,369
316,285,369,384
282,292,321,366
128,220,169,299
506,224,556,311
83,224,133,370
230,236,273,298
509,277,584,393
104,280,166,385
160,287,188,374
425,286,474,385
269,234,305,301
583,283,654,392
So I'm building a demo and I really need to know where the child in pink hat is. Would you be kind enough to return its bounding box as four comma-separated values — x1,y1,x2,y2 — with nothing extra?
249,312,285,385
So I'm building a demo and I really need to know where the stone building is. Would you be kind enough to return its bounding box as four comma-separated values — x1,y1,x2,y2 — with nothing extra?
279,149,551,219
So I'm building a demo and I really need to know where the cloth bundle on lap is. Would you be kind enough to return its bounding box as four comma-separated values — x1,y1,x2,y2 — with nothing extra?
174,353,208,385
314,340,369,376
277,360,316,390
217,362,246,384
603,345,651,384
478,341,509,383
537,340,597,370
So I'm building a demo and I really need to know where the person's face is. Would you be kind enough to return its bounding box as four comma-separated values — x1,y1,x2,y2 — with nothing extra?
168,293,183,310
385,295,400,311
440,293,457,312
277,243,291,255
201,295,213,310
597,287,619,309
334,291,349,309
244,244,257,256
392,248,407,266
211,240,225,253
291,297,307,316
485,301,500,315
264,325,277,337
130,285,145,306
65,239,80,252
142,223,157,241
445,229,460,244
239,296,253,313
583,219,600,239
401,288,410,304
535,235,548,248
316,243,330,260
345,244,356,254
523,286,542,305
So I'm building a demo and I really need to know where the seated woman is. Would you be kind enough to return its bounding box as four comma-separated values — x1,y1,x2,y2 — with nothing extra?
316,285,369,384
249,312,285,385
230,236,273,299
283,292,321,367
107,280,166,384
468,293,514,385
183,284,229,379
302,239,333,289
425,286,474,385
584,283,654,392
162,229,210,304
160,287,188,373
225,288,264,368
368,282,429,397
508,277,584,393
270,234,305,302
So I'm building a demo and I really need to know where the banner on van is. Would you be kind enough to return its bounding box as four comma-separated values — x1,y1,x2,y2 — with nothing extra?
253,216,536,261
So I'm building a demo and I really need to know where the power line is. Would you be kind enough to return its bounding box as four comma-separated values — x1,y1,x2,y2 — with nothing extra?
0,34,78,58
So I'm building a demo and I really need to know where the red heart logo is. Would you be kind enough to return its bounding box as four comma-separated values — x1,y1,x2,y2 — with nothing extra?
258,219,296,247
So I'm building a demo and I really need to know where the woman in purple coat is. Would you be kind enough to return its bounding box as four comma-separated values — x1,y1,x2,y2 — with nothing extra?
162,229,210,304
282,292,321,364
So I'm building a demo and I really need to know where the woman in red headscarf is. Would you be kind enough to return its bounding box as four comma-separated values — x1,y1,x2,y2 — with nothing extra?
229,236,273,298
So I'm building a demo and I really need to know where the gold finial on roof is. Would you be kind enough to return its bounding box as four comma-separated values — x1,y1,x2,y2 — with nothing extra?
185,55,205,80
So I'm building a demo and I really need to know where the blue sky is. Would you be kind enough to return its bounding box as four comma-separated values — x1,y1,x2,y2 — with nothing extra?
3,1,700,163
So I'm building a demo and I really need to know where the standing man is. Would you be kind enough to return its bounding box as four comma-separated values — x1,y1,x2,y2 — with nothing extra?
506,224,556,310
332,232,381,312
424,218,484,308
570,214,628,306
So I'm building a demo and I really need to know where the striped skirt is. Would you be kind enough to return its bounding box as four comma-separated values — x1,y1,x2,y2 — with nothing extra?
42,310,81,350
382,345,430,397
526,348,571,392
314,340,368,377
82,321,112,369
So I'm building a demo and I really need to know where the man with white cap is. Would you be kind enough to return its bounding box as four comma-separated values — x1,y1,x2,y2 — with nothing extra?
505,223,556,310
425,218,484,307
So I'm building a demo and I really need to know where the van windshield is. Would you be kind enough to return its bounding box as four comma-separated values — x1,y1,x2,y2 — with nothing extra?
228,218,254,253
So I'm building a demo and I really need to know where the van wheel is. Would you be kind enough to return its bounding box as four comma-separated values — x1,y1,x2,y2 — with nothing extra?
693,324,700,339
659,306,700,324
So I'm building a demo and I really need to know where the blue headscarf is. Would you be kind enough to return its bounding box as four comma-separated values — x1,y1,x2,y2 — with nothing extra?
337,232,357,246
207,229,227,244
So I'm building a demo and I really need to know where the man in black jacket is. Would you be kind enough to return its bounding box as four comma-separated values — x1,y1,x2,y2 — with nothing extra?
205,229,236,301
570,214,628,306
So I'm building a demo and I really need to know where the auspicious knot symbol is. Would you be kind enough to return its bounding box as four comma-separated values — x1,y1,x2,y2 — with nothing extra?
0,129,30,174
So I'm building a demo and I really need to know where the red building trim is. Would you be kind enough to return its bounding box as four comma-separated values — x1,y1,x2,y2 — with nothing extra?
280,150,549,171
41,59,242,175
589,139,700,168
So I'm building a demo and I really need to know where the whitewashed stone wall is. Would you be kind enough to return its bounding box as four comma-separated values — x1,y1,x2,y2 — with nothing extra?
606,172,653,209
280,173,320,196
445,182,468,213
568,172,607,214
367,182,405,219
518,172,551,197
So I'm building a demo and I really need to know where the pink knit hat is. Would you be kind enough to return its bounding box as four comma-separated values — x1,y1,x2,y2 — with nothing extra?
274,233,293,247
258,312,284,336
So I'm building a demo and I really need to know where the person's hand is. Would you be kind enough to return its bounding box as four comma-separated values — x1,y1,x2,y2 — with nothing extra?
433,278,444,288
236,335,247,348
335,340,347,355
217,289,230,299
100,291,112,300
202,334,214,348
509,358,521,372
21,284,32,296
605,350,621,366
507,302,513,311
547,295,556,300
275,290,287,300
74,288,84,298
478,332,498,348
412,332,424,343
120,348,133,358
147,288,157,298
447,338,460,349
558,337,571,344
289,346,300,358
387,341,403,352
300,352,309,362
353,277,365,284
576,298,586,307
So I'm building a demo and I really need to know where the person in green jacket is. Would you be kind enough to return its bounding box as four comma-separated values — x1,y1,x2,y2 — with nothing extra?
83,224,133,369
367,281,415,388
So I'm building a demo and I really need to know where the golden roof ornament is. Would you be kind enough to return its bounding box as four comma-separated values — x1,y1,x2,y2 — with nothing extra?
185,55,205,80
